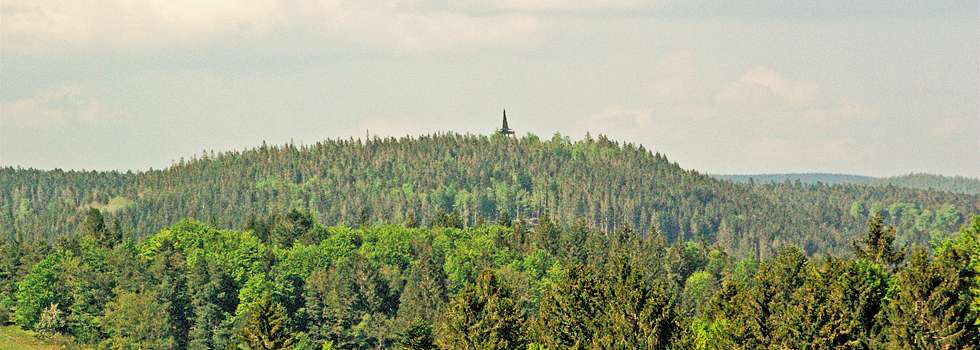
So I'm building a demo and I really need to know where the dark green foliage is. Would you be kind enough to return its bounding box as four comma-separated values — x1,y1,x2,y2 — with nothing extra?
304,254,398,349
853,214,906,271
187,252,237,350
81,208,105,242
397,317,436,350
886,248,978,348
592,255,676,349
396,238,448,324
535,264,604,348
437,269,527,350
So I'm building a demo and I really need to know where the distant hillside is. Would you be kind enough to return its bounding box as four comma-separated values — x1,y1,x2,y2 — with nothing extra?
872,173,980,195
713,173,875,186
714,172,980,195
2,133,977,258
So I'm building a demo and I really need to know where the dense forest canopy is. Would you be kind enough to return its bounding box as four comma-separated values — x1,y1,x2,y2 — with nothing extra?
1,133,977,348
2,133,977,259
1,207,977,349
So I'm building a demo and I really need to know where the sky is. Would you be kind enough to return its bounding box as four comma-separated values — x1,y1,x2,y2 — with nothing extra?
1,0,978,177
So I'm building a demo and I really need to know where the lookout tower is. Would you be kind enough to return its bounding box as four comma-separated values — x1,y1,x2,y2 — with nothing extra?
498,109,515,135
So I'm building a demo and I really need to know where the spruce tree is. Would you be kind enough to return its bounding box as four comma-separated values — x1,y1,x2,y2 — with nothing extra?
886,248,978,348
436,269,527,349
853,214,906,271
242,293,295,350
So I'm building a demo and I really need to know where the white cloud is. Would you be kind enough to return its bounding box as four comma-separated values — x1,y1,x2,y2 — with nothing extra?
1,0,282,52
0,87,105,128
295,1,541,52
1,0,542,54
574,57,882,172
717,66,820,107
746,137,861,164
716,66,877,123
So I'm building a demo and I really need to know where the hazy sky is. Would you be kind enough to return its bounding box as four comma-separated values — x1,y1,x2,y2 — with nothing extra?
2,1,978,177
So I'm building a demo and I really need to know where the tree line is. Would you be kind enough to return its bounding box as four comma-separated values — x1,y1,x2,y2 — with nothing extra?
1,208,977,349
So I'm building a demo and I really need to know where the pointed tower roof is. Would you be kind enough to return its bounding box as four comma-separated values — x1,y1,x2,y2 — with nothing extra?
498,109,515,135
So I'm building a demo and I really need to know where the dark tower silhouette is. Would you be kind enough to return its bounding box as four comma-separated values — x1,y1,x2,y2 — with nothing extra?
498,109,515,135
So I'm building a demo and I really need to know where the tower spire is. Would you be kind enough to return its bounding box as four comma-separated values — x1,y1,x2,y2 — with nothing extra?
498,108,515,135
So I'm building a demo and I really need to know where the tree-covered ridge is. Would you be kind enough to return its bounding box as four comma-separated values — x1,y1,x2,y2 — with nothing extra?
2,133,977,258
1,209,977,349
872,173,980,195
715,172,980,195
713,173,875,186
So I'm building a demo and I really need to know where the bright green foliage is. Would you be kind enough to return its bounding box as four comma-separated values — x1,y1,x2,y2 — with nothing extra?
140,220,267,285
707,247,810,349
436,226,519,290
680,270,715,318
936,216,980,322
14,251,69,329
4,208,980,349
777,257,889,348
437,269,527,350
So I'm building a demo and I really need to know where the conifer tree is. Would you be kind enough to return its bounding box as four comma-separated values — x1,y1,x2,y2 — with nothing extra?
535,264,604,348
591,255,676,349
853,214,906,271
886,248,978,348
437,269,527,349
242,293,295,350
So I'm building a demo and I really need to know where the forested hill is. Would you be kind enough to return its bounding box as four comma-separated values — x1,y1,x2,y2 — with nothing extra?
873,173,980,195
715,172,980,194
2,133,977,257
